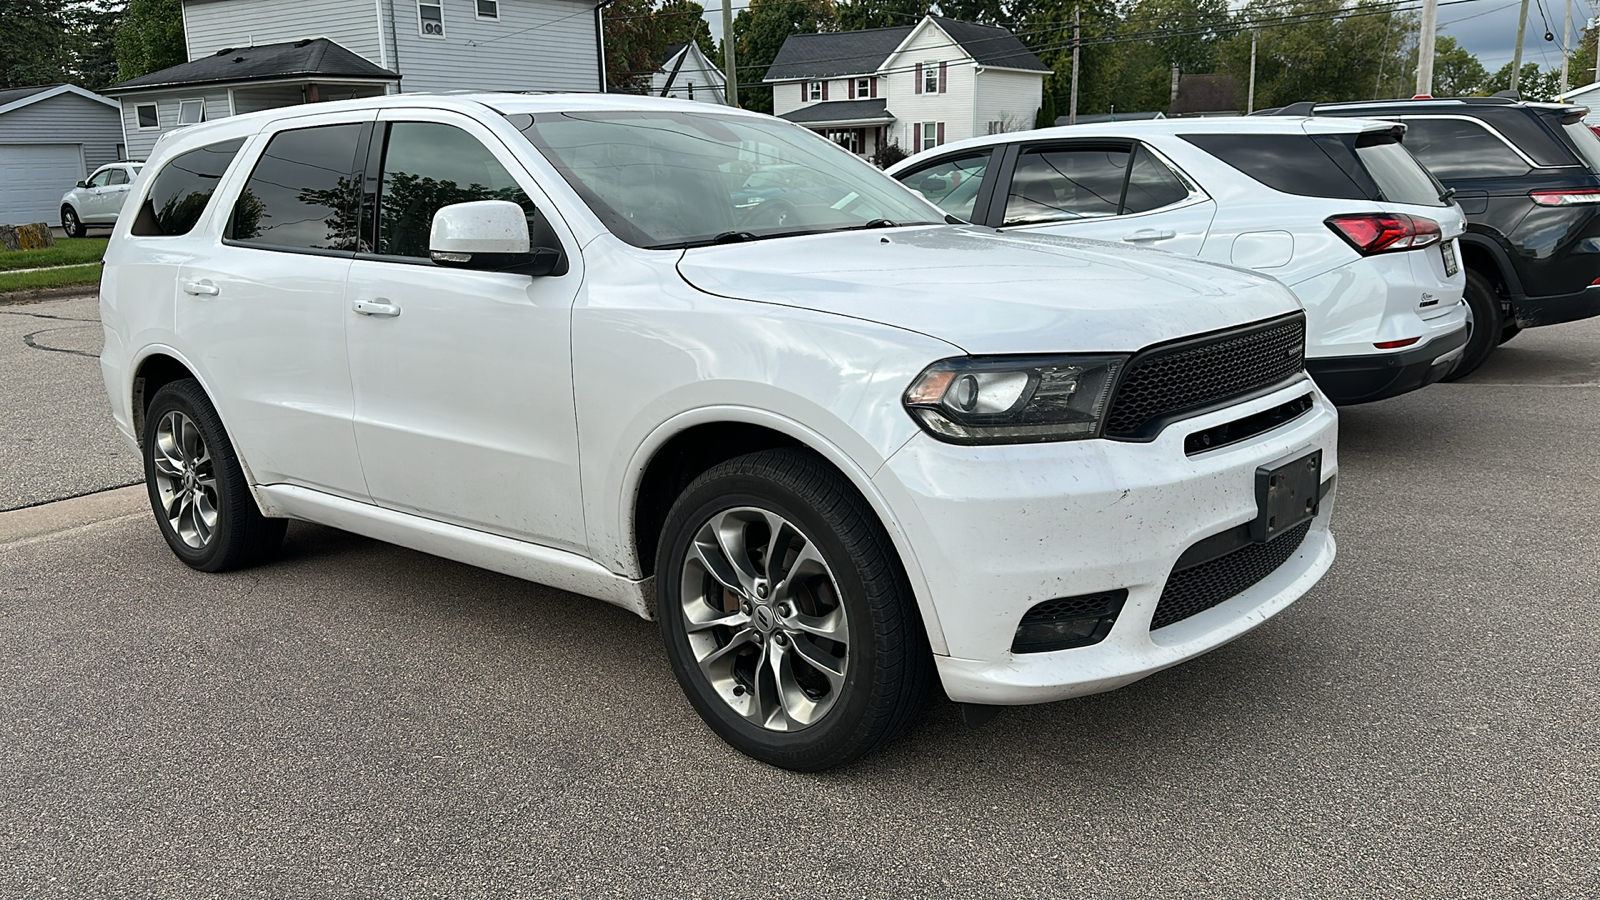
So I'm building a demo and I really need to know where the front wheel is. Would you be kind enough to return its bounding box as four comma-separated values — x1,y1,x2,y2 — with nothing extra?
1444,269,1502,381
656,449,930,771
61,206,83,239
143,379,286,572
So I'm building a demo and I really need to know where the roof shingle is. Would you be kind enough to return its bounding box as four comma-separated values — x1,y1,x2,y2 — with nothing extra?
765,16,1048,82
105,39,399,94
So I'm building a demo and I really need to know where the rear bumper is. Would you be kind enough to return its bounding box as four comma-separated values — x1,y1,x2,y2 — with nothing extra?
1306,324,1468,405
1512,285,1600,328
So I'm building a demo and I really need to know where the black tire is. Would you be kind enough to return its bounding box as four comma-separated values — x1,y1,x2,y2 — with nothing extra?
656,448,931,771
1499,322,1522,344
61,206,83,239
1444,269,1503,381
142,379,286,572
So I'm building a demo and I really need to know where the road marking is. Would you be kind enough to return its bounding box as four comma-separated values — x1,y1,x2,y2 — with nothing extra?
0,485,147,546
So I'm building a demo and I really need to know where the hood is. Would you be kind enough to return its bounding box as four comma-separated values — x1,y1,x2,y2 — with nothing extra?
675,226,1303,355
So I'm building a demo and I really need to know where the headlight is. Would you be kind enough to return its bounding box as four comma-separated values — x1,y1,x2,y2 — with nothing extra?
902,355,1126,444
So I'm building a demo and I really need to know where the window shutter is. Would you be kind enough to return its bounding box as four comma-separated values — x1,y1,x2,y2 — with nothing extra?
848,79,856,99
915,63,923,94
937,122,945,145
822,80,829,101
939,62,947,93
870,77,878,98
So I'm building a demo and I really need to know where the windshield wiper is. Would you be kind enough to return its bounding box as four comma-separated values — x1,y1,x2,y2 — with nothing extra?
711,231,759,244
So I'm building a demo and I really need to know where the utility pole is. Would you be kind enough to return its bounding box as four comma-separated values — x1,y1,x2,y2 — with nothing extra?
1511,0,1531,92
722,0,739,107
1416,0,1438,96
1069,6,1080,125
1559,0,1573,93
1247,31,1257,113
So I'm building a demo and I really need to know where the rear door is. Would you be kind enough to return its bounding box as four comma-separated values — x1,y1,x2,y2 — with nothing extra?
992,140,1215,255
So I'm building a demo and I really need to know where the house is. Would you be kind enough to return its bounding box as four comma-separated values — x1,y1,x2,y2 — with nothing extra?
1169,74,1241,117
104,0,606,160
766,15,1048,157
0,84,124,227
1557,83,1600,126
650,42,726,105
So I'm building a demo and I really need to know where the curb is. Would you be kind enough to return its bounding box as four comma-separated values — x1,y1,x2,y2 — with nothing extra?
0,286,99,306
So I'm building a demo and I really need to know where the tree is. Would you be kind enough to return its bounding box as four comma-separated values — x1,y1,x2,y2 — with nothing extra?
1,0,73,89
70,1,126,91
1216,0,1417,111
1483,61,1560,102
115,0,184,82
656,0,717,62
835,0,928,32
1429,36,1488,98
606,0,720,94
730,0,835,114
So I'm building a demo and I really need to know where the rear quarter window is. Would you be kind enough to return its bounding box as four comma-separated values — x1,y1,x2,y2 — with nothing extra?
131,139,246,236
1181,133,1371,200
1354,136,1446,207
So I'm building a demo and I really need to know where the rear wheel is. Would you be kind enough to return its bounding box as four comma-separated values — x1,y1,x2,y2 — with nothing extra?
61,206,83,239
1444,269,1502,381
143,379,286,572
656,449,930,771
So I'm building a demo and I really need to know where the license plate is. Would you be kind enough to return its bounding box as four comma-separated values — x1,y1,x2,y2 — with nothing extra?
1251,450,1322,543
1441,240,1459,276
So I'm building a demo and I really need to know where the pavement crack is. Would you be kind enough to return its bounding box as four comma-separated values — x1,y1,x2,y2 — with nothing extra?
22,327,99,359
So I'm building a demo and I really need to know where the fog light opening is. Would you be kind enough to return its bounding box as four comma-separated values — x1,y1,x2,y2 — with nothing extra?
1011,590,1127,654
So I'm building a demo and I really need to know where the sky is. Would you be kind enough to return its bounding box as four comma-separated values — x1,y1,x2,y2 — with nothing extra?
699,0,1600,86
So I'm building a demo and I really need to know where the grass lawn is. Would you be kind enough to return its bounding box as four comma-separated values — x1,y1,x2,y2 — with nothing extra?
0,264,101,294
0,238,109,272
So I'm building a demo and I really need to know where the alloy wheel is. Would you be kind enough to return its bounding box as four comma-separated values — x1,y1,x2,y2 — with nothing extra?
151,410,219,549
678,507,850,732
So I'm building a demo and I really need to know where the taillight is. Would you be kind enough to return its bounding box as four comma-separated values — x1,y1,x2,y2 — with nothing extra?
1325,214,1442,254
1529,189,1600,206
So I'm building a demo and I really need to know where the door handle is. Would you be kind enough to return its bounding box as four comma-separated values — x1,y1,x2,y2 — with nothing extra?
1124,229,1177,243
352,298,401,318
182,280,219,296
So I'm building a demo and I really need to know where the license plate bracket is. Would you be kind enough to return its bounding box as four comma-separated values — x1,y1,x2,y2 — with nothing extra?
1441,240,1459,276
1252,450,1322,542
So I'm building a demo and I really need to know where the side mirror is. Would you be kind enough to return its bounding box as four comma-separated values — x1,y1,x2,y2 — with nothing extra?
76,180,88,188
429,199,560,276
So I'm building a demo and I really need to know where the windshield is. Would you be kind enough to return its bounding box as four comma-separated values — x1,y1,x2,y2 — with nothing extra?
1356,138,1447,207
513,110,943,249
1562,122,1600,172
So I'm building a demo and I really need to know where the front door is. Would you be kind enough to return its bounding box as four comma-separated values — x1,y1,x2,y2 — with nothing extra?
997,140,1216,256
344,111,587,552
81,168,120,222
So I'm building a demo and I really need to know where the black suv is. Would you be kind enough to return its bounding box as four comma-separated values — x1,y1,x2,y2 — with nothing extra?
1274,95,1600,378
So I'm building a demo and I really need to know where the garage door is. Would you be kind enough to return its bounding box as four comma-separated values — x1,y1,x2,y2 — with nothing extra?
0,144,86,227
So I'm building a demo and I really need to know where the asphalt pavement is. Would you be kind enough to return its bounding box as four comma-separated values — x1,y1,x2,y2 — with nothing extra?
2,294,1597,898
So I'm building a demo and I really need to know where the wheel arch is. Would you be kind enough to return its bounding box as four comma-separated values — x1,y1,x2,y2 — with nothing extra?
1457,232,1521,313
623,408,946,654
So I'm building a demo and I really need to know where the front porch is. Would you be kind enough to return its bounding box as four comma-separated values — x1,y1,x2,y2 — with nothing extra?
777,98,895,158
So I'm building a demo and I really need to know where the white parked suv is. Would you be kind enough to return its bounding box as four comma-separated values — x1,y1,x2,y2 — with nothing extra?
890,117,1469,405
99,94,1338,770
60,161,143,237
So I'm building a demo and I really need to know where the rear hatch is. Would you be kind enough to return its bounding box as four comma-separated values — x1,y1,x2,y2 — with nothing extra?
1346,128,1466,321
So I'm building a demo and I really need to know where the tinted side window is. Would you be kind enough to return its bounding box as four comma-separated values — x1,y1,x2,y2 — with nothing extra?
131,139,245,236
1355,136,1445,207
1183,134,1369,200
1123,145,1189,214
231,123,363,252
1399,118,1530,179
1004,146,1129,225
107,169,130,186
375,122,531,258
898,151,991,221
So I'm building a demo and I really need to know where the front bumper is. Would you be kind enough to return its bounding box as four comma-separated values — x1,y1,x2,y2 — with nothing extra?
873,377,1338,706
1306,324,1468,405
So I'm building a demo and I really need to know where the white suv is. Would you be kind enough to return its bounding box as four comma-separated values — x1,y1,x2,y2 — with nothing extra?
99,95,1338,770
60,162,143,237
890,117,1469,405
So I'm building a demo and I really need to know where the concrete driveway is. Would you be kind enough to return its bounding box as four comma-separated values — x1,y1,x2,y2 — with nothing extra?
2,294,1597,897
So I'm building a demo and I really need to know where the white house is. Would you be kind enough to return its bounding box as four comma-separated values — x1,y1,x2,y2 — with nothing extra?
766,15,1048,158
650,42,727,105
0,84,125,226
104,0,605,160
1557,82,1600,126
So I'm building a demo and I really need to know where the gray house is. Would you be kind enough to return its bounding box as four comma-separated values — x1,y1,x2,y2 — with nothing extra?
0,84,124,227
105,0,606,159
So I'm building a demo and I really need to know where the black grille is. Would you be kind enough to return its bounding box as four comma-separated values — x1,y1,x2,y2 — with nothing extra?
1104,314,1306,440
1019,592,1124,625
1151,520,1312,630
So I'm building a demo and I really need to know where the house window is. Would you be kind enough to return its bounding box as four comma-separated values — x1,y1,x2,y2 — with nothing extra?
807,81,823,102
923,63,938,94
922,122,938,151
987,121,1002,135
476,0,498,19
856,78,871,96
178,99,205,126
136,103,159,129
687,81,694,100
419,0,445,37
116,143,126,161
